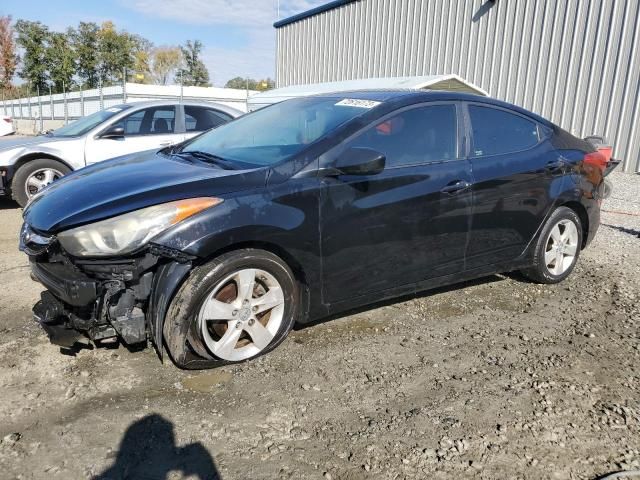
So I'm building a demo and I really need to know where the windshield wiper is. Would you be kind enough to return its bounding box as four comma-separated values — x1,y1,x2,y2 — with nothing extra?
173,150,237,170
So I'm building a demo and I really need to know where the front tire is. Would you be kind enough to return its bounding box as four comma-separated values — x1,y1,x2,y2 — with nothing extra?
163,249,298,369
12,159,70,207
520,206,583,284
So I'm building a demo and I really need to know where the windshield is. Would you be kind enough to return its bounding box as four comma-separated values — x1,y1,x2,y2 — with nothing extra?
180,97,380,166
49,105,132,137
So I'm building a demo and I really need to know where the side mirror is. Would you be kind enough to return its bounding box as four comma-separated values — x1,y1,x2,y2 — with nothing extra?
100,125,125,139
333,147,386,176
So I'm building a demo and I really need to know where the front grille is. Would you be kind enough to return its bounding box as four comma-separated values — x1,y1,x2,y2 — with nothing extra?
31,260,99,306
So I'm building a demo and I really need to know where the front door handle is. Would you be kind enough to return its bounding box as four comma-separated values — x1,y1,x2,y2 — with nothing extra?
440,180,471,194
159,141,172,146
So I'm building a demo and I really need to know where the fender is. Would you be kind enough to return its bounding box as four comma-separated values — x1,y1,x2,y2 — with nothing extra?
152,185,324,323
147,261,192,358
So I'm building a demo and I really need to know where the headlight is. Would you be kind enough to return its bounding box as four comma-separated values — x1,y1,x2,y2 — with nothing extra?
58,197,222,257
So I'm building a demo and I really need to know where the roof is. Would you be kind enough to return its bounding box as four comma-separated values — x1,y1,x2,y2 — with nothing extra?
247,75,488,109
274,0,358,28
111,99,244,117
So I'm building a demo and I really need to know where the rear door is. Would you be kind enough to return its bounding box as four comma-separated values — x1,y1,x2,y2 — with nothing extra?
85,105,183,164
464,103,565,269
319,103,473,304
183,105,234,141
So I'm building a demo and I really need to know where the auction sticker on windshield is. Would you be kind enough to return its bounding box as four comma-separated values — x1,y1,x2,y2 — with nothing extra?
335,99,382,109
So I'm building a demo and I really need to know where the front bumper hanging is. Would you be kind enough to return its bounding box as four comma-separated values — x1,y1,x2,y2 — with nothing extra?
25,237,192,352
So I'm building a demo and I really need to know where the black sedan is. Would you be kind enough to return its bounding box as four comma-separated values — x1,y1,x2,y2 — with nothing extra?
20,90,616,369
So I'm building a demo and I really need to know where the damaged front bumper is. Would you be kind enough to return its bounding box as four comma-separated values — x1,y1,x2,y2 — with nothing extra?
23,230,193,356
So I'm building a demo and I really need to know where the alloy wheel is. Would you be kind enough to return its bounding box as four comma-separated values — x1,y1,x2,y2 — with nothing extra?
544,219,579,276
197,268,285,361
25,168,63,197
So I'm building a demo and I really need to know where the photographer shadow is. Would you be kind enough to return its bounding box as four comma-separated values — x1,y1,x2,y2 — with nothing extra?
94,414,221,480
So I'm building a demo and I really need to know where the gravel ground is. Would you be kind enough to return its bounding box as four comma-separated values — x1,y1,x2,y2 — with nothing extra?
0,169,638,480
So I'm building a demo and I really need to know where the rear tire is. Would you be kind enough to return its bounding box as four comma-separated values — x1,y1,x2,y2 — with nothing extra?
520,206,583,284
12,158,70,207
163,249,298,369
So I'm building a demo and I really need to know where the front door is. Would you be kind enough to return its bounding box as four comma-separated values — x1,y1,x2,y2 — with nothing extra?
319,103,473,304
85,105,184,164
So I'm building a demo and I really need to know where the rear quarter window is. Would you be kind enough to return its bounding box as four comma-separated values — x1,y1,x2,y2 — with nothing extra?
469,105,539,157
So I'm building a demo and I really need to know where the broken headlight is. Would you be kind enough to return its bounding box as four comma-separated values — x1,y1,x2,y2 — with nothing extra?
57,197,222,257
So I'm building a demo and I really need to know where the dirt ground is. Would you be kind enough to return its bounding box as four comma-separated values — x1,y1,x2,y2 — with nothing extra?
0,165,639,479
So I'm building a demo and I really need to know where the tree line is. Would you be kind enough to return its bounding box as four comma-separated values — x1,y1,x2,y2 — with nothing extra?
0,15,276,100
0,16,210,97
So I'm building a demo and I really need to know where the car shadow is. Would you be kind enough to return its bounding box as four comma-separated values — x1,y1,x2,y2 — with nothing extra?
294,273,508,331
93,414,222,480
0,197,20,210
603,223,640,238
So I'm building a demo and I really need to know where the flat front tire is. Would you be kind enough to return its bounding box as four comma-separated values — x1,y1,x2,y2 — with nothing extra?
520,206,583,284
163,249,298,369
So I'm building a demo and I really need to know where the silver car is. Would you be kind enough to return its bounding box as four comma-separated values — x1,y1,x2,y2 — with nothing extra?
0,100,243,206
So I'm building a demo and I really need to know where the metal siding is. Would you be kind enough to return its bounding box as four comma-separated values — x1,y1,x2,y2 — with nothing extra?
276,0,640,171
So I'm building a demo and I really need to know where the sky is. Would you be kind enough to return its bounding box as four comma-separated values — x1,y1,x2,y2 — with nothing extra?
1,0,327,86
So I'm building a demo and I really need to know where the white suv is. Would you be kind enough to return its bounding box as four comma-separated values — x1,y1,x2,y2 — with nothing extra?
0,100,242,206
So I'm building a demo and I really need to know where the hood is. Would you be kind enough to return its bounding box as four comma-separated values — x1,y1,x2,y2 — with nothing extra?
0,134,68,152
23,150,269,233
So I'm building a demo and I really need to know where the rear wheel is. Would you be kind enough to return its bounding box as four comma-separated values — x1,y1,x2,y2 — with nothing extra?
12,159,70,207
520,206,583,284
163,249,298,369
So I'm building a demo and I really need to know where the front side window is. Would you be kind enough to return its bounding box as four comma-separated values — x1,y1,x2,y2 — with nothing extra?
469,105,539,157
185,106,232,132
342,104,457,167
50,105,132,137
116,106,176,136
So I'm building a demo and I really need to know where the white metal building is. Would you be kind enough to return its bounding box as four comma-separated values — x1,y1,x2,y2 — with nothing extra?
275,0,640,172
247,74,488,110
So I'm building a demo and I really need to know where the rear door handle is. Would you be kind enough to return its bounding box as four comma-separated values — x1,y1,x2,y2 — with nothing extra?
440,180,471,194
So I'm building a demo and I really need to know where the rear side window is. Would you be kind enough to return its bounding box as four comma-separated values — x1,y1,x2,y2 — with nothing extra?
346,104,457,167
117,106,176,135
469,105,539,157
185,106,233,132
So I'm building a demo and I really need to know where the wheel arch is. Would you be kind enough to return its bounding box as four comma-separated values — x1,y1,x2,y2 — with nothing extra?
198,241,310,304
13,152,74,176
560,200,589,249
201,240,312,322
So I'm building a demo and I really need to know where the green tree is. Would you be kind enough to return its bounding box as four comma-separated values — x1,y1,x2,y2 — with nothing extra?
151,46,181,85
224,76,246,89
0,16,17,89
97,21,135,84
14,19,49,92
70,22,100,88
225,77,275,91
176,40,209,86
46,31,75,93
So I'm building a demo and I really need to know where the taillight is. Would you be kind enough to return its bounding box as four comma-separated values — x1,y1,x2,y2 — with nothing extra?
2,117,11,124
597,146,612,163
584,151,608,172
